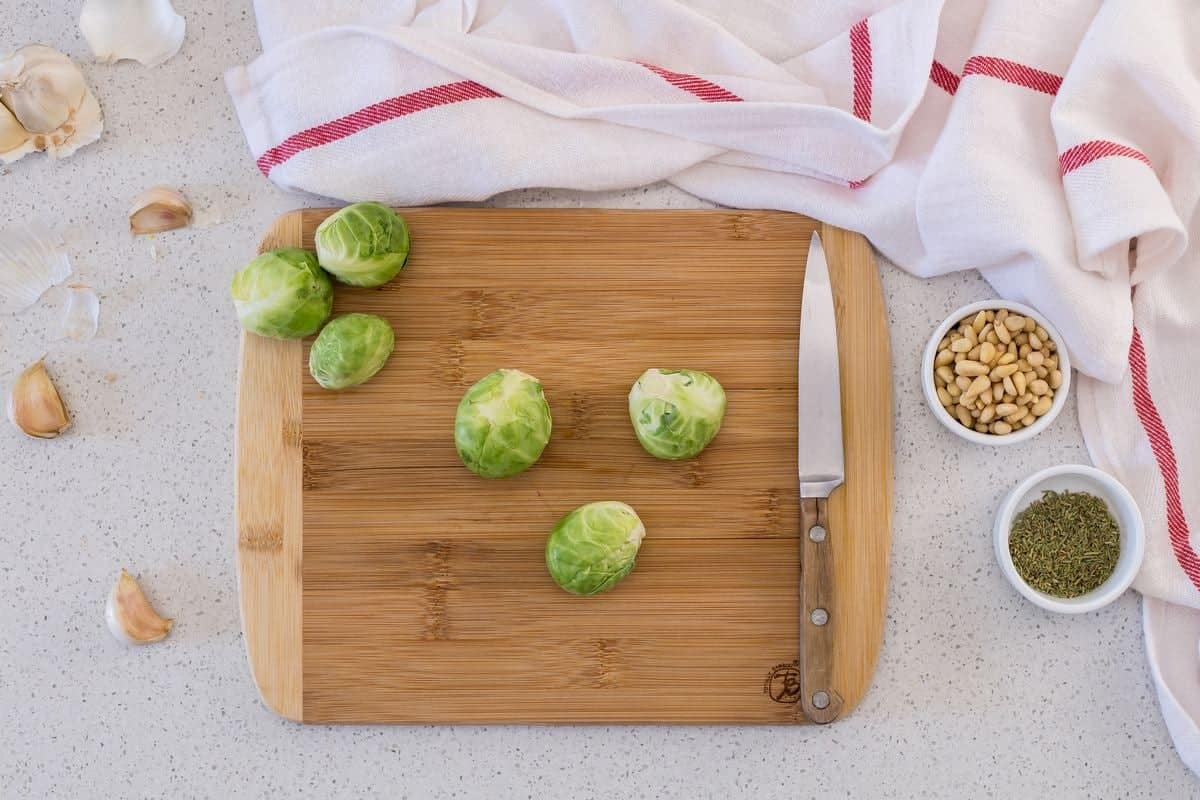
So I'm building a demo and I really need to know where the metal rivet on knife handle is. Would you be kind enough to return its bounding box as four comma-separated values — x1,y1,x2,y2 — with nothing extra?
812,691,831,710
810,608,829,626
809,524,826,542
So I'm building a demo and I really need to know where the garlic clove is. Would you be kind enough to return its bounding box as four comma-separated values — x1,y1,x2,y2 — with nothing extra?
62,284,100,341
0,222,73,312
0,46,102,163
80,0,185,68
7,360,70,439
0,101,32,155
105,570,173,645
129,186,192,234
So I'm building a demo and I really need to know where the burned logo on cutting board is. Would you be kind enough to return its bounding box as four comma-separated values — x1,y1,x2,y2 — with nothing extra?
763,661,802,704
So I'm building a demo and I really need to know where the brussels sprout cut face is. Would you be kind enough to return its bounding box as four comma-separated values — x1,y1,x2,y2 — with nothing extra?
308,313,395,390
454,369,552,478
546,501,645,595
629,368,726,460
230,248,333,339
314,201,411,287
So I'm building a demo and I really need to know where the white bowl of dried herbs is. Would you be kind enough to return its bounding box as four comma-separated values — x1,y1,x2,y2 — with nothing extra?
994,464,1145,613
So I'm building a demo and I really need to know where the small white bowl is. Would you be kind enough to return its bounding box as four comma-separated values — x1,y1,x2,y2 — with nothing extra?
922,300,1071,446
994,464,1145,613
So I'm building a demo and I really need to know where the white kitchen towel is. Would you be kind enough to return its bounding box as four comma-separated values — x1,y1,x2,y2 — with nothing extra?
226,0,1200,769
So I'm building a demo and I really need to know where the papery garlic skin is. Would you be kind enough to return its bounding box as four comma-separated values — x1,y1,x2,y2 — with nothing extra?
80,0,185,68
7,360,70,439
129,186,192,234
62,284,100,341
0,223,72,312
0,45,103,163
105,570,174,645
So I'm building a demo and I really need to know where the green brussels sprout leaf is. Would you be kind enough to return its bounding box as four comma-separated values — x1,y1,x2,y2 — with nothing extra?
230,248,333,339
628,368,726,460
546,501,646,595
308,313,395,390
454,369,552,478
314,202,410,287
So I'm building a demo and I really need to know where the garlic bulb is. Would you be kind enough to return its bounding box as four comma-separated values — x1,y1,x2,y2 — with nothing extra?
0,45,103,163
7,360,70,439
80,0,185,68
106,570,173,645
129,186,192,234
62,284,100,341
0,222,72,312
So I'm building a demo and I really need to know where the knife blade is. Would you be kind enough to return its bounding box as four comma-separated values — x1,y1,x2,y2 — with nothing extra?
796,230,845,724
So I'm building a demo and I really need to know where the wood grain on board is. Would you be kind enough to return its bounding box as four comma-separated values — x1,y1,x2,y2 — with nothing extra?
236,208,892,723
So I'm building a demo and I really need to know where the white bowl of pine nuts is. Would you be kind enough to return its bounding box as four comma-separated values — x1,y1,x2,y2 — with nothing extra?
922,300,1070,445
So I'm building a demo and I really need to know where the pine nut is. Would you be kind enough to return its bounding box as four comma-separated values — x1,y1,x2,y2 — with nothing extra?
1015,332,1029,346
1013,370,1027,396
1003,375,1016,396
1030,379,1049,396
1004,315,1025,332
1035,326,1048,340
990,363,1020,380
995,403,1019,417
996,325,1012,344
992,383,1004,402
946,382,962,398
980,405,996,423
1049,369,1063,389
1033,365,1048,378
967,345,982,361
955,375,972,390
956,360,989,377
1029,333,1042,350
1023,316,1036,332
936,365,955,384
975,423,989,433
1027,351,1045,367
972,310,988,333
935,348,955,367
956,405,973,427
1019,344,1032,358
1017,393,1035,406
965,375,991,399
1031,396,1053,417
991,421,1012,435
979,342,997,364
937,387,953,406
951,338,972,353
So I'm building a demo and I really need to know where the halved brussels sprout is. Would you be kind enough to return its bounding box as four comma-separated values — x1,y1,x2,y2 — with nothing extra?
308,313,395,390
546,501,645,595
314,202,410,287
454,369,552,478
230,248,333,339
628,368,726,460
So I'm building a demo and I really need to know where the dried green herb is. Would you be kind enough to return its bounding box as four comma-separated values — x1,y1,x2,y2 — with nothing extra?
1008,490,1120,598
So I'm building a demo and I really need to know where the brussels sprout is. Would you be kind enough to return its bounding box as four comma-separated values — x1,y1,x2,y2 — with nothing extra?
230,248,333,339
314,202,410,287
546,501,645,595
628,368,726,460
308,313,395,390
454,369,552,478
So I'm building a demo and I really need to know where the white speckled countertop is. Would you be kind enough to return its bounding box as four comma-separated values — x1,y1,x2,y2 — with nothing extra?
1,5,1194,798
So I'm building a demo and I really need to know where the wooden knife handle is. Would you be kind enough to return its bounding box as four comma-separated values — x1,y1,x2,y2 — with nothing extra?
799,495,843,724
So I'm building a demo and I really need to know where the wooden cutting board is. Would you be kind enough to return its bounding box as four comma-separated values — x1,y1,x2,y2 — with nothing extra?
236,208,892,724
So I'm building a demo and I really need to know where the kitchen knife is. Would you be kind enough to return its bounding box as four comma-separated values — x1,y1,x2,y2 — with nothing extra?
796,230,845,724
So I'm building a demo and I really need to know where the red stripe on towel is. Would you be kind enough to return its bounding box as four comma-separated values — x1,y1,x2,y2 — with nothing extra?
930,60,960,95
256,80,500,175
1059,140,1152,176
962,55,1062,95
1129,326,1200,590
850,19,873,121
639,62,743,102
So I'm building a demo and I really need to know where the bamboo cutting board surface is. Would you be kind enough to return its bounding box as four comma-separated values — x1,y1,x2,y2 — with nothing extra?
236,208,892,724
